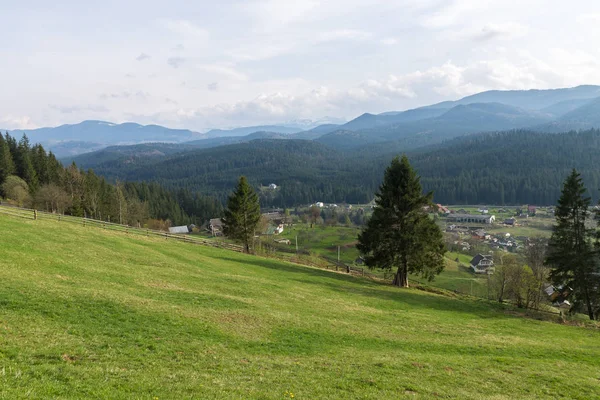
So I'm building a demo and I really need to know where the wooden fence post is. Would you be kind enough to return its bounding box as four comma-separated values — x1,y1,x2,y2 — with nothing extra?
33,210,37,220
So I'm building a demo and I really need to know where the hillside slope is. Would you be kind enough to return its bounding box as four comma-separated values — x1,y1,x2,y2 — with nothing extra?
0,215,599,399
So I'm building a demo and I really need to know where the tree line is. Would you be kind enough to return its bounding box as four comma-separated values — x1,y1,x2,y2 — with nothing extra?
0,133,221,228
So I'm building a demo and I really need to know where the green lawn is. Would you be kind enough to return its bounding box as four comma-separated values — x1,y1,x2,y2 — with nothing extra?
279,224,361,263
1,215,599,399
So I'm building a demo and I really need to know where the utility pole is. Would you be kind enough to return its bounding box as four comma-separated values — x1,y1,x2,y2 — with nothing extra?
337,245,340,262
295,235,298,253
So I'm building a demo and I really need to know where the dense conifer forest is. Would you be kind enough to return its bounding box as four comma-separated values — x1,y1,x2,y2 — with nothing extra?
73,129,600,207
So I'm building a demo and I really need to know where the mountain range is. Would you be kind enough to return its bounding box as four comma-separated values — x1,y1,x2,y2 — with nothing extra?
6,85,600,159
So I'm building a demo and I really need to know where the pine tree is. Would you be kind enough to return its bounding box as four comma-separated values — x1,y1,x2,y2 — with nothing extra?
0,134,15,185
222,176,261,253
546,169,600,320
15,134,38,191
357,156,445,287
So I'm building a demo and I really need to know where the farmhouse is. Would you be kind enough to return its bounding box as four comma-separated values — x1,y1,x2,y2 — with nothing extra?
504,217,516,226
209,218,223,236
447,214,495,224
268,183,278,190
470,254,494,274
264,224,285,235
473,229,490,240
436,204,450,214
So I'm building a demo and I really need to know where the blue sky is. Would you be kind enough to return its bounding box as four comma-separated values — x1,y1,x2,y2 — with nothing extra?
2,0,600,131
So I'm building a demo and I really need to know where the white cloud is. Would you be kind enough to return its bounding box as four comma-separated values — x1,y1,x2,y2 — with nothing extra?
161,19,209,39
468,22,529,41
167,57,186,68
0,115,38,130
49,104,110,114
136,53,151,61
318,29,373,42
197,64,247,81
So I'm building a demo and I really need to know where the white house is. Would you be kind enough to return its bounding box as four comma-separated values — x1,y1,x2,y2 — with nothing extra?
315,202,324,208
268,183,277,190
470,254,494,274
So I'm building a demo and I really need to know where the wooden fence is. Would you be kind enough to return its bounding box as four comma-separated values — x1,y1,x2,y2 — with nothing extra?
0,204,244,253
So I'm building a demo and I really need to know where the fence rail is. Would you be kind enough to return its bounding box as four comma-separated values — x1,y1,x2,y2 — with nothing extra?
0,204,244,253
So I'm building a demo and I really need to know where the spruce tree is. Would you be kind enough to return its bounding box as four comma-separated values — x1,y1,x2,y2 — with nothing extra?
222,176,261,253
546,169,599,320
16,134,38,191
0,134,15,185
357,155,445,287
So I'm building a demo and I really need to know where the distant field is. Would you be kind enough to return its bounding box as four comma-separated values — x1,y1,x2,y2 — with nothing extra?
1,214,599,399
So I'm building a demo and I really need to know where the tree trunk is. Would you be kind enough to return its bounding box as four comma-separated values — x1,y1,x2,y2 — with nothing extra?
392,265,408,287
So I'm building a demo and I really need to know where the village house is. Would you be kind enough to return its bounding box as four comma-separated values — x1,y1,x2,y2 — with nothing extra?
436,204,450,214
504,217,516,226
470,254,494,274
208,218,223,236
268,183,278,190
472,229,491,240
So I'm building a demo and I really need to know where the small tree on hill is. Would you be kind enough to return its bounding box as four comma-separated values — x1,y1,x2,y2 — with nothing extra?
546,169,600,320
357,155,445,287
222,176,261,253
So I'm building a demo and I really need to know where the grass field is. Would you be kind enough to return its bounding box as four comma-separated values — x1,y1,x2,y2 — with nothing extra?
279,225,362,263
1,215,600,399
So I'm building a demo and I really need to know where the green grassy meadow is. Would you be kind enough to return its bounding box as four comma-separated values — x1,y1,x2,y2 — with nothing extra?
1,215,600,399
279,225,362,263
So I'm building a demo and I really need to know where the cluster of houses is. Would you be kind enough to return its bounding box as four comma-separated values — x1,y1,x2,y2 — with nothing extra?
447,225,523,252
311,202,352,210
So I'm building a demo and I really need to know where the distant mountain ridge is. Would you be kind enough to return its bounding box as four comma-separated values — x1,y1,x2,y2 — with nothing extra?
9,84,600,158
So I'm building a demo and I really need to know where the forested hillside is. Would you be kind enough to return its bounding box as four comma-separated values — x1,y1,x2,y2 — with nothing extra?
0,133,221,226
413,130,600,205
71,129,600,207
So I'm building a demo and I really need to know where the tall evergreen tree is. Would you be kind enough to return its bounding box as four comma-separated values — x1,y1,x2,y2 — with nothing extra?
357,155,445,287
222,176,261,253
546,169,600,320
15,134,38,191
0,134,15,185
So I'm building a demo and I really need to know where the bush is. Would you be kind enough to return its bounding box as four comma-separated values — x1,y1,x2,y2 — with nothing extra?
1,175,30,207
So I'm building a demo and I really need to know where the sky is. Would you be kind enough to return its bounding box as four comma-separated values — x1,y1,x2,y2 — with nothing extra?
2,0,600,131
